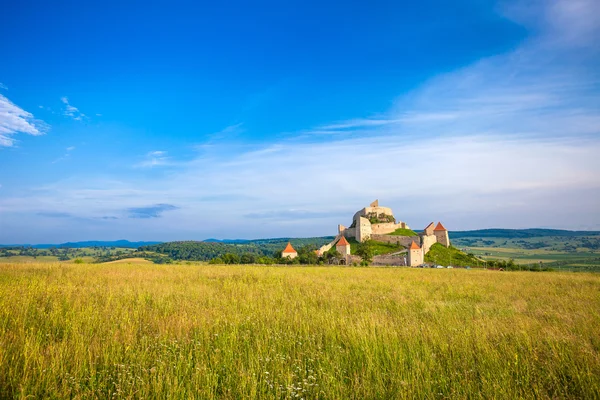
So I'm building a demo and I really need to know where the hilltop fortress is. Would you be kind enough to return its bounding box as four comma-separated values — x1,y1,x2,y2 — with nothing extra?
315,200,450,266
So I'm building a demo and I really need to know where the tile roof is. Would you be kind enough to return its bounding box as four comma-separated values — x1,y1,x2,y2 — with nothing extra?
410,241,421,250
336,236,350,246
434,222,447,231
282,242,297,253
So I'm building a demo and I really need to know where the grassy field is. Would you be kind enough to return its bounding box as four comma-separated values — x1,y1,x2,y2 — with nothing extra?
1,262,599,399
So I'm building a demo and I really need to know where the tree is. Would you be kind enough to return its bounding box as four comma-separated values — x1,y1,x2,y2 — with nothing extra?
221,253,240,264
356,240,374,263
325,250,342,264
240,254,256,264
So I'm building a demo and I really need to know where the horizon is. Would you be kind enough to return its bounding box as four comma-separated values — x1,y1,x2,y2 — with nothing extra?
2,0,600,243
2,227,600,247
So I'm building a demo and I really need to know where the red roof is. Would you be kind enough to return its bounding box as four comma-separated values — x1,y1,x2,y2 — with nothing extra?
337,236,350,246
434,222,447,231
282,242,297,253
409,241,421,250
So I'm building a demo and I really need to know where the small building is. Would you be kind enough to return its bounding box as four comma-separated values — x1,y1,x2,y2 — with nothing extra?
434,222,450,247
408,241,424,266
281,242,298,259
336,236,351,256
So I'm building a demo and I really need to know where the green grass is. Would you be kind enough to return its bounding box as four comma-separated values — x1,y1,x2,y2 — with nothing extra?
388,228,418,236
348,238,402,256
1,262,599,399
424,243,481,267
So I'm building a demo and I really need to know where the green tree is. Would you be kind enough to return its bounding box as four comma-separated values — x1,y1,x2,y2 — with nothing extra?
240,254,256,264
356,240,374,263
221,253,240,264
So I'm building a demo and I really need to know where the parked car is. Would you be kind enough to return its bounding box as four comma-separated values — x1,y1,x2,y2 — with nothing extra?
436,265,444,269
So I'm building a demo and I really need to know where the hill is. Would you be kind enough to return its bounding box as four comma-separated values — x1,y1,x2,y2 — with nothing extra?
424,243,481,267
449,228,600,239
140,237,334,261
0,240,162,249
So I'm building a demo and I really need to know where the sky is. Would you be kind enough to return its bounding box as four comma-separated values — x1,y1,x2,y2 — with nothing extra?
1,0,599,243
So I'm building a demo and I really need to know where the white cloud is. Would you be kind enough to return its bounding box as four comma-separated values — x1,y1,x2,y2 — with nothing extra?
0,83,7,90
66,146,75,151
3,133,599,241
61,96,86,121
134,150,172,168
0,94,48,147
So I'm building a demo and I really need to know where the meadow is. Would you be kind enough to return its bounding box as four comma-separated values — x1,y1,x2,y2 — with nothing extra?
1,262,599,399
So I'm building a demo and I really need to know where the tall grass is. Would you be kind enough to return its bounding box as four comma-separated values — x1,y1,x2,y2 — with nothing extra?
1,262,599,399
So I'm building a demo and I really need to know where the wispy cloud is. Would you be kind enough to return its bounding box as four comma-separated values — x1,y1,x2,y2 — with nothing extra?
37,211,72,218
52,146,77,164
60,96,86,121
135,150,172,168
127,204,179,219
0,83,7,90
0,94,48,147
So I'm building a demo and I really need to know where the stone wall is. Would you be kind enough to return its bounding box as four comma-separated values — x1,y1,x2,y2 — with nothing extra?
352,206,394,222
357,217,372,242
317,233,342,255
370,234,415,248
421,234,438,254
423,222,435,236
342,227,356,239
372,254,407,266
435,230,450,247
371,222,398,234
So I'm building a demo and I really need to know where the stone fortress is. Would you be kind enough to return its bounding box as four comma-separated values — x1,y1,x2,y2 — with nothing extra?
314,200,450,266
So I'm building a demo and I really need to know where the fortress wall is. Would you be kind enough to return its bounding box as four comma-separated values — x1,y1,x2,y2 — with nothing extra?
317,233,342,255
372,254,407,266
421,234,438,254
371,222,398,234
371,222,411,234
370,234,415,248
357,217,372,241
347,255,362,265
352,206,394,223
435,231,450,247
342,227,356,239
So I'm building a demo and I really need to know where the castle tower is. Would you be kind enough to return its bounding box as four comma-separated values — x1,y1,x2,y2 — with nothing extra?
408,241,424,266
423,222,435,236
336,236,351,256
281,242,298,259
434,222,450,247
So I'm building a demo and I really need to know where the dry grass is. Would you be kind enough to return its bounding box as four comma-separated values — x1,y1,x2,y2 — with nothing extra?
0,262,599,399
102,257,154,265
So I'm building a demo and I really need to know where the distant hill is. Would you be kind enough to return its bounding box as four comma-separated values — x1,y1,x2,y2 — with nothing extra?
3,229,599,250
0,240,162,249
449,229,600,239
140,237,335,261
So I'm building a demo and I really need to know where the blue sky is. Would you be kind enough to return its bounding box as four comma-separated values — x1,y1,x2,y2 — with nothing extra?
1,0,599,243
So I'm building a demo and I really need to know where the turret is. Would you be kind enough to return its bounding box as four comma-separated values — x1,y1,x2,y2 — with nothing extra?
281,242,298,259
336,236,351,256
408,241,424,266
434,222,450,247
